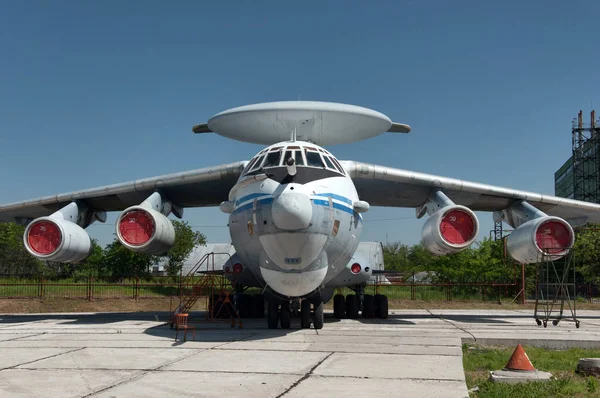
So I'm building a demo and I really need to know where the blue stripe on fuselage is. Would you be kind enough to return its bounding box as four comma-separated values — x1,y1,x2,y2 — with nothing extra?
232,197,274,214
312,199,362,219
235,193,272,206
312,193,353,205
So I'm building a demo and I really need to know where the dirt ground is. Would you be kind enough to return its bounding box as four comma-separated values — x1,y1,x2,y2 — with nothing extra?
1,297,596,314
0,297,207,314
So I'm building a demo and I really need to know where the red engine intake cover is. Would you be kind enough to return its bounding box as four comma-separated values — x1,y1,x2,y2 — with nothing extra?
440,210,475,245
535,220,571,254
27,221,62,254
119,210,156,246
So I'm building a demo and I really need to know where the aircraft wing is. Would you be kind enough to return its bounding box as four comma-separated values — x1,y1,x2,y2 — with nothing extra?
0,161,246,223
341,160,600,226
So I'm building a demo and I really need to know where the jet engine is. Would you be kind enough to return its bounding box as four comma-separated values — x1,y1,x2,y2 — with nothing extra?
421,205,479,255
116,206,175,255
506,216,574,264
23,217,92,263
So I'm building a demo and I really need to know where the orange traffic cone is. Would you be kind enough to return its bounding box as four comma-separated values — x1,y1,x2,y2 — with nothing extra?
504,344,535,372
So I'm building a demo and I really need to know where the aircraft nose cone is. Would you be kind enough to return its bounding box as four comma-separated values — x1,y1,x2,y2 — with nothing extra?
271,191,312,230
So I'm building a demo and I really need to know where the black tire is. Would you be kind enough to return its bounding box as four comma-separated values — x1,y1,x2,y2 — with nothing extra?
376,294,388,319
346,294,359,319
313,301,324,329
251,294,265,318
267,300,279,329
333,294,345,319
362,294,375,318
300,300,311,329
280,304,291,329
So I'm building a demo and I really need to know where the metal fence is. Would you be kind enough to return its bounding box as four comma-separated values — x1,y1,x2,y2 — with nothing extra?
0,275,597,304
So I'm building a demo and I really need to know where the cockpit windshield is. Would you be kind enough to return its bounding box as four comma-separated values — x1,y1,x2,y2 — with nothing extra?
242,143,345,176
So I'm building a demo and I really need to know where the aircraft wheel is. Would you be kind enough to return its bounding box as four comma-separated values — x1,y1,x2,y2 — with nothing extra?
375,295,388,319
251,294,265,318
362,294,375,318
267,301,279,329
333,294,345,319
346,295,359,319
280,303,291,329
313,301,324,329
535,319,542,326
300,300,311,329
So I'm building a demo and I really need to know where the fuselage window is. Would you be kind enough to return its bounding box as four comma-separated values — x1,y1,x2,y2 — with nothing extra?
305,151,324,168
294,150,305,165
283,150,293,164
263,151,282,168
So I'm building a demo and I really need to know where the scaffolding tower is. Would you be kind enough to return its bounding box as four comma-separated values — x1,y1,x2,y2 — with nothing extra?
572,110,600,203
493,221,503,241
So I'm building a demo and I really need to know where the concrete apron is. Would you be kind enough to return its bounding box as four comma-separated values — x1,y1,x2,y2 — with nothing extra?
0,309,599,397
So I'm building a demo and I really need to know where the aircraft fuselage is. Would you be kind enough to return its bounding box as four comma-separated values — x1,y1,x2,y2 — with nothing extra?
224,140,365,299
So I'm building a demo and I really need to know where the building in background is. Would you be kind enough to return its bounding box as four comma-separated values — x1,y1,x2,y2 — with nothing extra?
554,110,600,203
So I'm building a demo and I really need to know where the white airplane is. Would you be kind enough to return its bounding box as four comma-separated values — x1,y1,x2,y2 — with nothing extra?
1,101,599,330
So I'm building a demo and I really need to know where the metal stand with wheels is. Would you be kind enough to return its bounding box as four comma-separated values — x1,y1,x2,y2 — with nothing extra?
534,248,579,329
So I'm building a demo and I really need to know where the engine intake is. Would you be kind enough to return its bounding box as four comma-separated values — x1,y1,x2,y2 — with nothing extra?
116,207,175,255
422,206,479,255
506,216,574,263
23,218,92,263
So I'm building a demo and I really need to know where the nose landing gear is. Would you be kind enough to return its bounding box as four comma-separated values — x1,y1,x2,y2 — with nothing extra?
267,296,324,329
300,299,324,329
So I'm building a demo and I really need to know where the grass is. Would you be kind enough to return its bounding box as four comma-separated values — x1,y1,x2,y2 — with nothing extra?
463,344,600,397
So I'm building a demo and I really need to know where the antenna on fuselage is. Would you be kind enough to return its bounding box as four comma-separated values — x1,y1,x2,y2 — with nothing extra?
291,127,297,142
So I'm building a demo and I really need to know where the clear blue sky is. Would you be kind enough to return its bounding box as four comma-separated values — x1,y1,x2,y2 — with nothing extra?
1,1,599,248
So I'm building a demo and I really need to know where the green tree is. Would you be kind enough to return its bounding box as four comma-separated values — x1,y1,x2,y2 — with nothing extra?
0,222,42,275
102,240,156,282
164,220,206,279
382,242,412,272
574,224,600,285
72,239,104,281
407,244,436,271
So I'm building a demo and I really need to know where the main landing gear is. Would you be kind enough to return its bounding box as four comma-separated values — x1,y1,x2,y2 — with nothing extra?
267,297,324,330
333,284,388,320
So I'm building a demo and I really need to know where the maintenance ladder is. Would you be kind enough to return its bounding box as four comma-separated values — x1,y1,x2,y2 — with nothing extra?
170,252,243,329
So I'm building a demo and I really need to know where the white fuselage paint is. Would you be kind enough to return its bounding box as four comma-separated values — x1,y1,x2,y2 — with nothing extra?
225,141,363,298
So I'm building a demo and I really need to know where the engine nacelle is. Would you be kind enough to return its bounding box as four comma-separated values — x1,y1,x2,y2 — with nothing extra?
23,217,92,263
421,205,479,255
506,216,574,263
116,206,175,255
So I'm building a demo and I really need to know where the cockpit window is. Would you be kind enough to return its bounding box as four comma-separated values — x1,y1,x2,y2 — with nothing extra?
250,154,265,171
263,151,282,168
331,158,345,174
294,150,305,165
244,157,259,173
242,145,344,176
305,151,324,168
323,156,336,170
